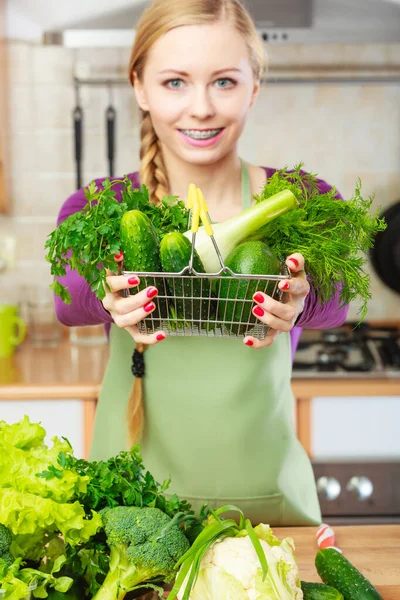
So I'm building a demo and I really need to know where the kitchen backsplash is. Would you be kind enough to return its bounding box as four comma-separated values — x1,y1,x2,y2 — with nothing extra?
1,41,399,322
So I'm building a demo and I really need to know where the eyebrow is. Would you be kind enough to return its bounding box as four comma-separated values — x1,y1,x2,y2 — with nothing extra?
156,68,242,75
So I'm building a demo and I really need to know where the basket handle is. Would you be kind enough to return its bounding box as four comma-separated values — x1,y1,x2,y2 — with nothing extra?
196,188,214,237
188,183,200,233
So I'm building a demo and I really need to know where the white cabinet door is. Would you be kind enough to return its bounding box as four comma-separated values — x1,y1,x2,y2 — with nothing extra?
0,400,85,458
312,396,400,459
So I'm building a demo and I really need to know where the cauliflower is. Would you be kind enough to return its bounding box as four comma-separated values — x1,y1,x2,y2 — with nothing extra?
177,530,303,600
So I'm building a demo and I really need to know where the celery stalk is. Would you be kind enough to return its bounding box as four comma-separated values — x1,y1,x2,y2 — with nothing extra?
184,189,297,273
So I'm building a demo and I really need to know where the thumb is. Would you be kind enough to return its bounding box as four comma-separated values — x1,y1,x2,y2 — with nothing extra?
286,253,304,273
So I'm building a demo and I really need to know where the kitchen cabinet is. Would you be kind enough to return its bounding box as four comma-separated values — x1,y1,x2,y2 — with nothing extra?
0,398,85,457
0,335,109,457
0,0,9,214
292,379,400,457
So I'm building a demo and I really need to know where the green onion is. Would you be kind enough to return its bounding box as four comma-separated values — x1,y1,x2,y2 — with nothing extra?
168,506,269,600
184,190,297,272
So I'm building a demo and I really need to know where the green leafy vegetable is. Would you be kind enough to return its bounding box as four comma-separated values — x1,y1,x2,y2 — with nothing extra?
45,177,189,304
249,164,387,320
92,506,190,600
44,445,192,518
0,417,101,563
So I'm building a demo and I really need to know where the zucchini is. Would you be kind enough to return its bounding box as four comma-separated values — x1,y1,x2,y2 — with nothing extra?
120,210,166,326
216,240,281,335
159,232,215,326
301,581,344,600
315,548,383,600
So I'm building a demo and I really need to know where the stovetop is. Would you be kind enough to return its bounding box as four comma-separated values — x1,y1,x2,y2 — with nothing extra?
292,323,400,379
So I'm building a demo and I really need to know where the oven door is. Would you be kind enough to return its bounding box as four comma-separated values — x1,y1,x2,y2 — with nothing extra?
310,394,400,524
313,461,400,524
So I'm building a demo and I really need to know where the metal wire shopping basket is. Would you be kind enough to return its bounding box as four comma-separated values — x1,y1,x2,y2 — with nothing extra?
123,185,290,340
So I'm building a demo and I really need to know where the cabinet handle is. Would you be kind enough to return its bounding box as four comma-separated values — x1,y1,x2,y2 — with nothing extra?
346,476,374,500
316,476,341,501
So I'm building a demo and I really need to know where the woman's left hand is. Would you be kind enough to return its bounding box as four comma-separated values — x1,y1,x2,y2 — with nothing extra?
243,253,309,349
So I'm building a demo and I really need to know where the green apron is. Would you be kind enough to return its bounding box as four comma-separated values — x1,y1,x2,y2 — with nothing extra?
90,163,321,526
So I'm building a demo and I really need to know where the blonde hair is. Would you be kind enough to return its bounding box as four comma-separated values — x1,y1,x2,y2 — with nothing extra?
126,0,265,444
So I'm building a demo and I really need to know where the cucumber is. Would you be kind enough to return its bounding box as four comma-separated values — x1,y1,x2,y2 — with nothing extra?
315,548,383,600
120,210,166,326
301,581,344,600
216,240,281,335
120,209,161,273
159,232,215,327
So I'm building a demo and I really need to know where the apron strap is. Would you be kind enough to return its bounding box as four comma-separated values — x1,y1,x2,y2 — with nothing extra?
240,159,252,210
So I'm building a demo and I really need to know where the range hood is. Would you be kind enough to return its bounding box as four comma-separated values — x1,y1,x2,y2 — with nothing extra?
43,0,400,47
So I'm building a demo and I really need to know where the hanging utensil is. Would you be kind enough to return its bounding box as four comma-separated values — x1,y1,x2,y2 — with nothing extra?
106,83,116,178
73,79,83,190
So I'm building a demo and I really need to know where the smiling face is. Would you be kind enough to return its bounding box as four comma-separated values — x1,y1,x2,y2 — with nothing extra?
133,20,260,166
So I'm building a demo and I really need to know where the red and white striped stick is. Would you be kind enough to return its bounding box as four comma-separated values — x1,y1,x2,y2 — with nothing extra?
316,523,342,552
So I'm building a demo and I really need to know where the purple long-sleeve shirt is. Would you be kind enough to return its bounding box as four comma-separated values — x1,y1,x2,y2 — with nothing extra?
55,168,349,359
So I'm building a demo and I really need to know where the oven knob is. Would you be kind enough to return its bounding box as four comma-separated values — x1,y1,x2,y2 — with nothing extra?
346,476,373,500
316,476,341,501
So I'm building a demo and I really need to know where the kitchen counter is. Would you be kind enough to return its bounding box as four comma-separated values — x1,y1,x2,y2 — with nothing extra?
275,524,400,599
2,337,399,398
1,337,399,457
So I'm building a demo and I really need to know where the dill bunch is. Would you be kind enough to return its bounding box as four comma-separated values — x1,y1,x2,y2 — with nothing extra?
250,164,387,321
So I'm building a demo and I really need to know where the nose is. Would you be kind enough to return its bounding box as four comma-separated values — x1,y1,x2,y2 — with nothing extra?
188,85,215,120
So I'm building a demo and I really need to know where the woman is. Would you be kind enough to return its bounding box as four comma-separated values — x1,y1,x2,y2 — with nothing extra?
55,0,349,525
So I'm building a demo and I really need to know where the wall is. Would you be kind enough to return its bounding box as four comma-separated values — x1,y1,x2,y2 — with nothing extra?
0,41,399,321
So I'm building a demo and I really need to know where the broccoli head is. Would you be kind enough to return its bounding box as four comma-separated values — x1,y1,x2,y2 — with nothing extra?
93,506,190,600
0,524,14,568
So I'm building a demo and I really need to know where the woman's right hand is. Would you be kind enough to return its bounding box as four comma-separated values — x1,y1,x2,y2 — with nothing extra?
102,255,166,344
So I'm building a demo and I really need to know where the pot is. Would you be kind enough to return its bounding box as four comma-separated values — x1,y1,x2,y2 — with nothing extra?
369,200,400,295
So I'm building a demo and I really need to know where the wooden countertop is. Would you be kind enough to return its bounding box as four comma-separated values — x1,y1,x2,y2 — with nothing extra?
275,524,400,599
0,336,109,399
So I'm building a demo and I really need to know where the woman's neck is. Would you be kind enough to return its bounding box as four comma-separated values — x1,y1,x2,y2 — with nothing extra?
162,148,243,208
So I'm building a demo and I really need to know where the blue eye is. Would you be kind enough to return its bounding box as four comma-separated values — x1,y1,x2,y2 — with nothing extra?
166,79,184,89
215,78,235,89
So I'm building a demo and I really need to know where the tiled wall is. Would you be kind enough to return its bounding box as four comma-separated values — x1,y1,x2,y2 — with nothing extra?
1,41,399,322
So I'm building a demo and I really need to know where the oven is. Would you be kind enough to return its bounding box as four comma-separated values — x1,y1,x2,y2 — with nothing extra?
292,322,400,524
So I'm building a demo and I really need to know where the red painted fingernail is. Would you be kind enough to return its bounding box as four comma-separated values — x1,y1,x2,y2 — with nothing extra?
128,276,140,286
144,301,155,313
245,339,254,346
253,306,264,317
114,251,124,261
147,287,158,298
288,257,299,268
254,293,264,303
281,282,290,290
156,333,166,341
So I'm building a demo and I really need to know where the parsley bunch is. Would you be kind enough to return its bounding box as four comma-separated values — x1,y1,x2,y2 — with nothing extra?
39,444,191,517
250,164,387,320
45,176,189,304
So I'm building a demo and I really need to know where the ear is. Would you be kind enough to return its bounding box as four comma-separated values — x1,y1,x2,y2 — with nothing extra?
249,79,260,108
132,70,149,111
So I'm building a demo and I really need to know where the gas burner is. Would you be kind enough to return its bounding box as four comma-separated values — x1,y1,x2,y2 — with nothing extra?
322,330,350,344
293,323,400,378
317,348,347,366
